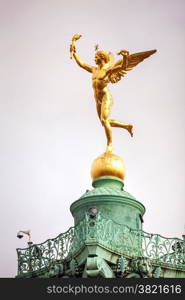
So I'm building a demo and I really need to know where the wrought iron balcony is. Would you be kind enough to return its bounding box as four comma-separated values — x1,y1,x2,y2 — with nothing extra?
16,212,185,276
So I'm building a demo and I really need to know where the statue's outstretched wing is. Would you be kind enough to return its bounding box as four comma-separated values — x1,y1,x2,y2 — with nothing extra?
109,49,156,84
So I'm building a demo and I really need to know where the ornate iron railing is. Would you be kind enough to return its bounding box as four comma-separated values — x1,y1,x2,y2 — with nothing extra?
17,226,74,274
17,212,185,275
16,217,88,275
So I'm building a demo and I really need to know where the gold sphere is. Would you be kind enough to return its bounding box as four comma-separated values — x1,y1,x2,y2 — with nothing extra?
91,151,126,180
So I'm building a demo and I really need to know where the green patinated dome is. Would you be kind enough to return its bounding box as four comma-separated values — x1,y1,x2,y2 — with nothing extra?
80,187,136,200
80,176,136,200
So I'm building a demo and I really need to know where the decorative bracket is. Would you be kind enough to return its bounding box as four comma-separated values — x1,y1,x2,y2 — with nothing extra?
83,256,115,278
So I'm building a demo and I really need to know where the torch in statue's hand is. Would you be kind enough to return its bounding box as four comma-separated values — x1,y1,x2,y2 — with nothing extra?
70,34,82,59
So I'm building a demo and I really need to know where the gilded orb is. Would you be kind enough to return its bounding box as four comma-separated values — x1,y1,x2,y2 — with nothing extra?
91,151,126,180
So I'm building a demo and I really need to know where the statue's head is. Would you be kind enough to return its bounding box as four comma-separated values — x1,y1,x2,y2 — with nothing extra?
95,51,110,65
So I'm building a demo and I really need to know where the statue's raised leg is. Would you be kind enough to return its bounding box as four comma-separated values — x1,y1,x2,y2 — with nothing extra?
109,120,133,137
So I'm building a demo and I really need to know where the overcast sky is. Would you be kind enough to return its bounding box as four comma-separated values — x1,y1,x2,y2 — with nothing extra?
0,0,184,277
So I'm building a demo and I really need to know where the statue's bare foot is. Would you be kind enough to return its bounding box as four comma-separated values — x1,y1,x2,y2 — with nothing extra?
126,125,133,137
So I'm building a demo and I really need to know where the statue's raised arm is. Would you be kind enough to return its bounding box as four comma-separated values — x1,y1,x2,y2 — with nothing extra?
70,34,93,73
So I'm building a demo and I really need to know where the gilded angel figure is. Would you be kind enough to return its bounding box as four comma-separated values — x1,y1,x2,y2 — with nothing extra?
70,34,156,152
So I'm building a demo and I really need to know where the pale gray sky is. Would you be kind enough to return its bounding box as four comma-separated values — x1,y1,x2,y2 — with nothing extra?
0,0,184,277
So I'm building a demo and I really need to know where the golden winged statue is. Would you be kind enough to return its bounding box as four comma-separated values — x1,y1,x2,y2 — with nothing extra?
70,34,157,152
